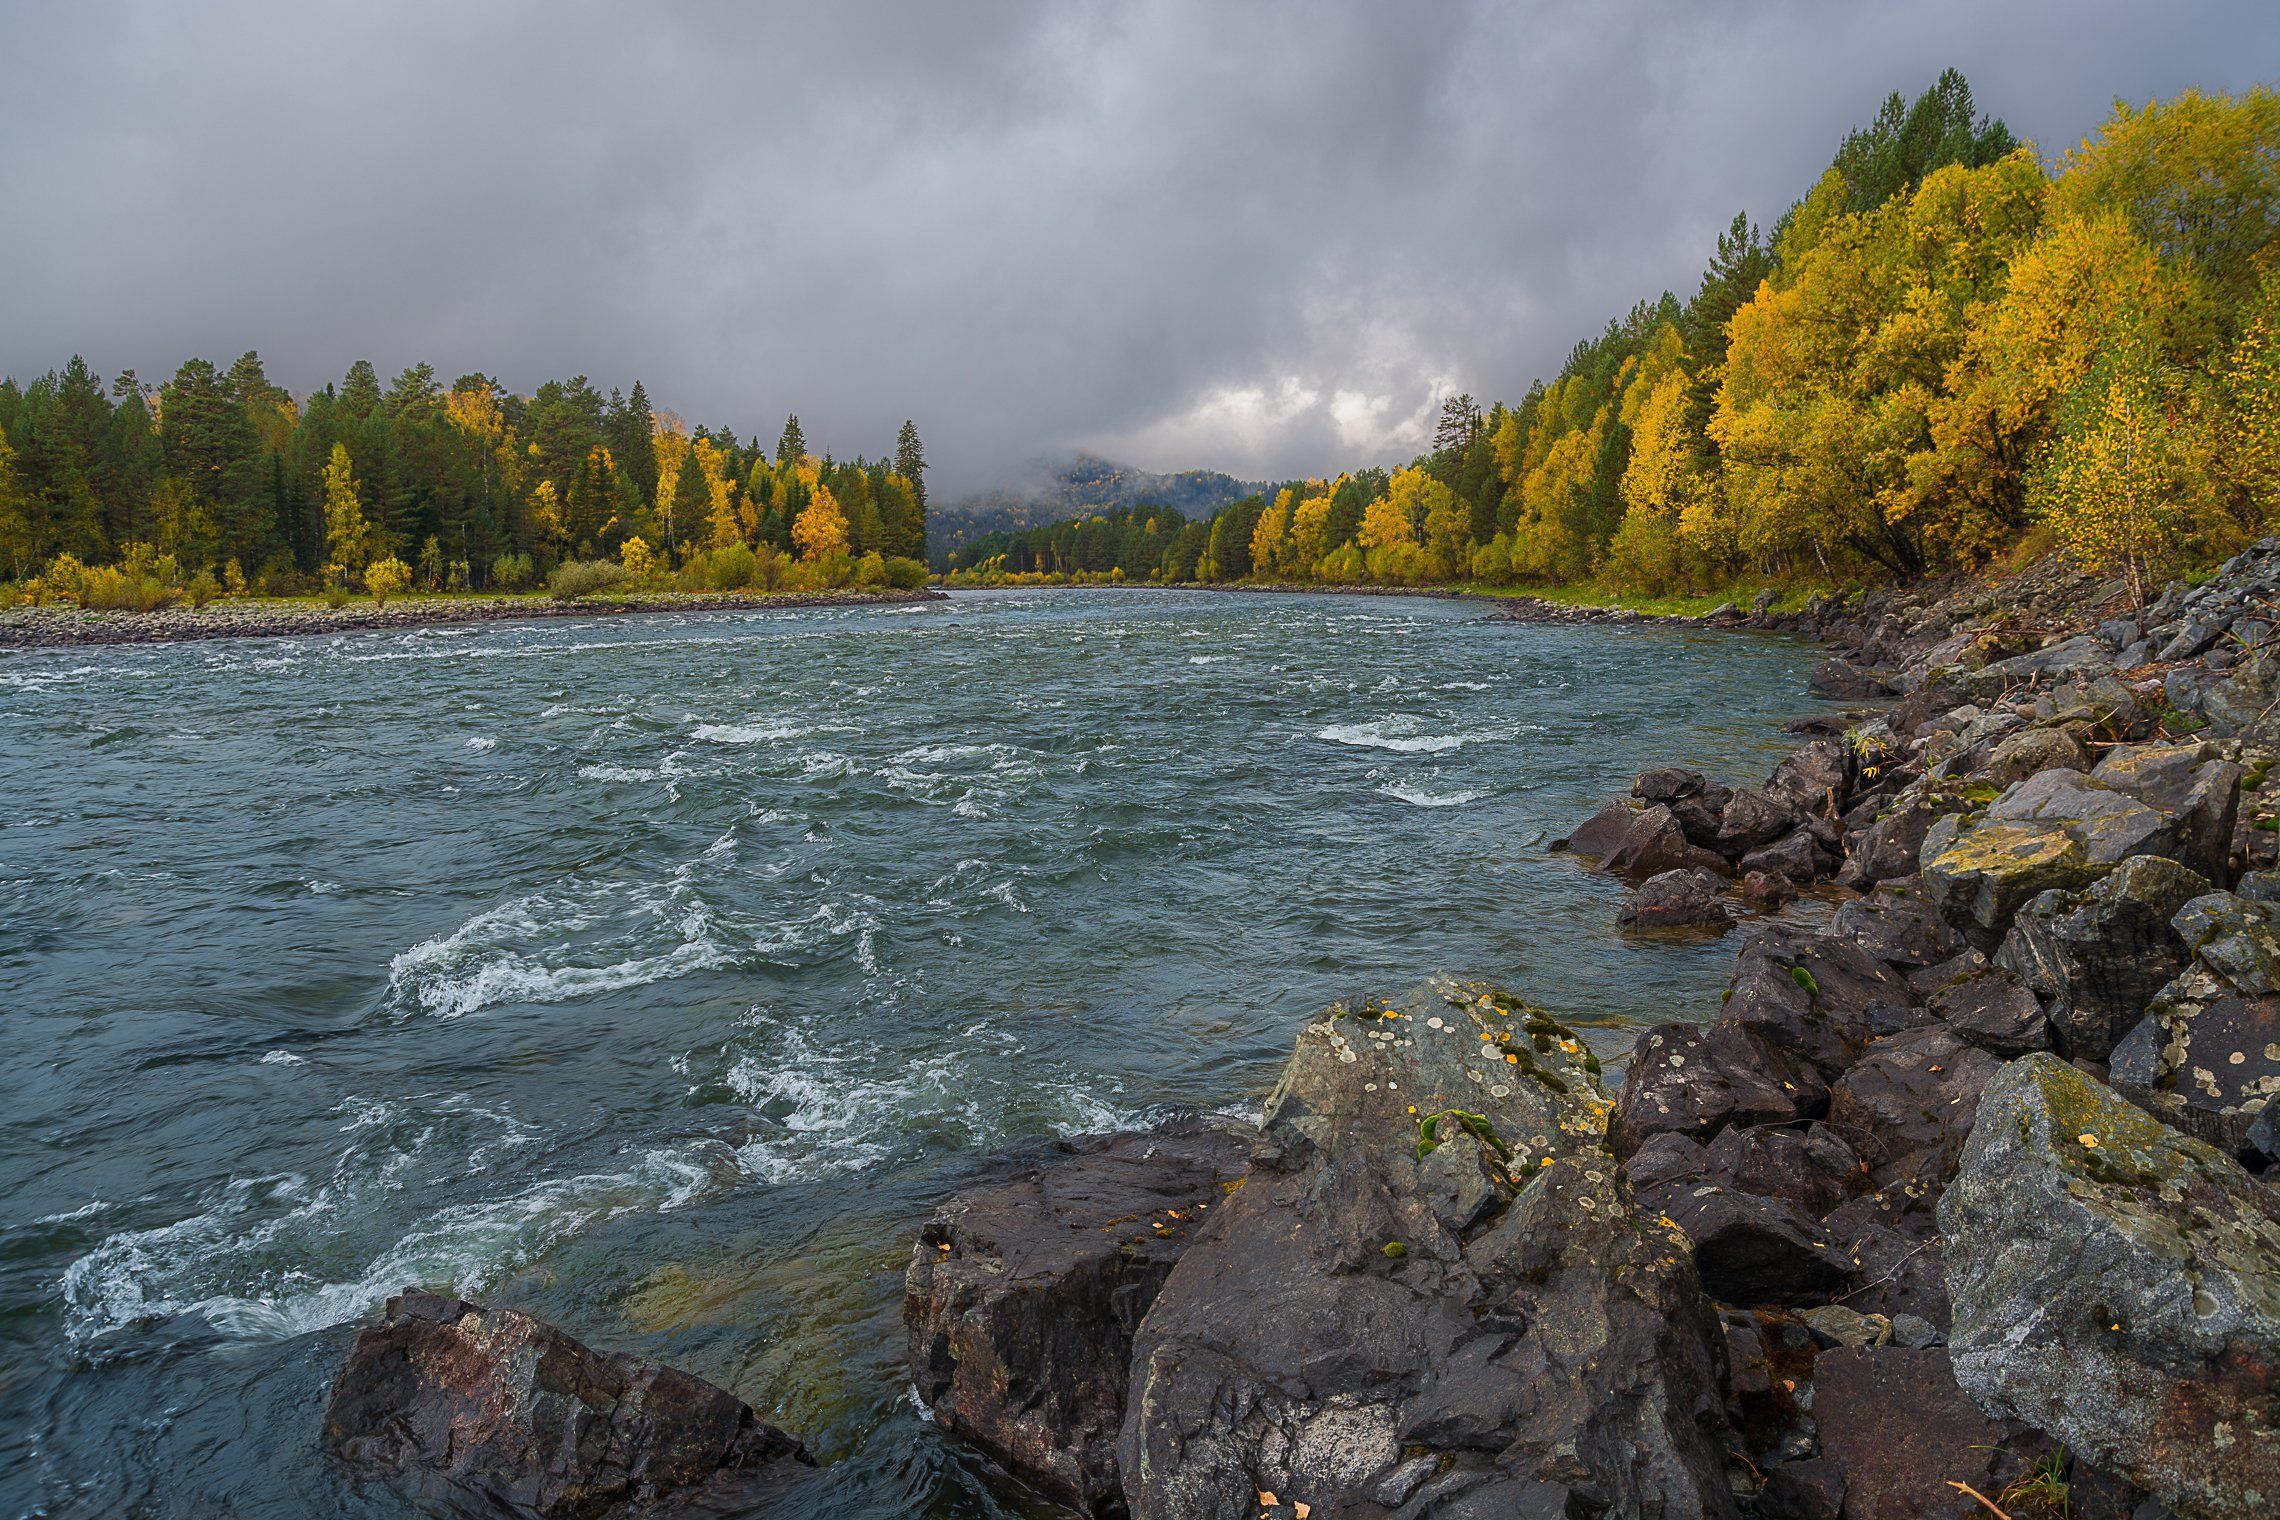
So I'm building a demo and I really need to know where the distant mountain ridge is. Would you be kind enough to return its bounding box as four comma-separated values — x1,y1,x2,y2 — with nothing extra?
931,452,1263,556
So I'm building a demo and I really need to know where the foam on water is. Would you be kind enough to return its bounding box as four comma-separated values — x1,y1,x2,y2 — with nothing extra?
58,1095,720,1343
1316,718,1468,753
1378,780,1487,808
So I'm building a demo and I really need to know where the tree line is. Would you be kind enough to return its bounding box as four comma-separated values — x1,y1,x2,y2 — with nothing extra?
944,75,2280,600
0,355,930,598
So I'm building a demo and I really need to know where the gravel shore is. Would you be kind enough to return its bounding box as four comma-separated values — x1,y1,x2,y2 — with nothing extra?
0,587,948,650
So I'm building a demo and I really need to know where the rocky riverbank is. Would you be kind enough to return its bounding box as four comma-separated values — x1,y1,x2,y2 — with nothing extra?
894,547,2280,1519
318,548,2280,1519
0,586,946,649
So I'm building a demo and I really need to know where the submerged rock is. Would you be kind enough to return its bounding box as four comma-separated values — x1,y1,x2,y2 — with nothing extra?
1119,980,1736,1520
1941,1055,2280,1519
322,1289,815,1520
905,1117,1252,1515
1619,866,1735,930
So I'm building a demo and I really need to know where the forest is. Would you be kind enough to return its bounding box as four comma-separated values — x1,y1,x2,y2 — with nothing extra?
0,356,930,605
942,75,2280,603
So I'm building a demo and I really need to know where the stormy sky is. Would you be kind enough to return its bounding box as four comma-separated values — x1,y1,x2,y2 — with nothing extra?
2,3,2274,497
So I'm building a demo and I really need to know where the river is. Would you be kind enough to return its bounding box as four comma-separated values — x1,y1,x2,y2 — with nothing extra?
0,588,1826,1517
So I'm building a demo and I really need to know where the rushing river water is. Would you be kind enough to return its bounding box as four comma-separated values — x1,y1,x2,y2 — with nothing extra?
0,588,1827,1518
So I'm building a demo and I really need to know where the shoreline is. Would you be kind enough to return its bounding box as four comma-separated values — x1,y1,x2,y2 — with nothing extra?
0,586,948,651
944,575,1804,628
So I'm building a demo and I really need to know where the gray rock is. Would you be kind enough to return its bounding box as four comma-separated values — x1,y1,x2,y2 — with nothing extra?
2098,618,2143,650
1888,1313,1943,1350
1995,855,2213,1061
2110,897,2280,1152
1797,1304,1890,1349
1920,811,2099,946
1738,827,1834,884
1838,799,1942,891
1765,738,1855,819
1980,725,2091,786
1942,1055,2280,1519
1634,765,1707,802
1985,768,2183,869
2091,742,2242,884
1721,924,1924,1080
2156,617,2224,662
1832,881,1967,969
1119,980,1737,1520
1594,802,1733,880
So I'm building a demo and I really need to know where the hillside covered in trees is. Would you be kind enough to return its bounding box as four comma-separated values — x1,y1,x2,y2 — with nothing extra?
0,358,930,601
930,453,1262,560
942,76,2280,602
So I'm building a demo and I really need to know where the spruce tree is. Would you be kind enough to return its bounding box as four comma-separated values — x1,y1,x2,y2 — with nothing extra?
777,413,807,468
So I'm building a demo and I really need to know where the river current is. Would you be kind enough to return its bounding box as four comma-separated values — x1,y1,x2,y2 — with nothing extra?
0,588,1826,1517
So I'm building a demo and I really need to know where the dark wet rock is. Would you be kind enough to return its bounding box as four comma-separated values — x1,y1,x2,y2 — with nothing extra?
1809,657,1898,700
1719,787,1804,855
1637,1181,1855,1306
1824,1028,2001,1191
1700,1123,1862,1218
1822,1195,1951,1330
1832,882,1966,971
1888,1314,1943,1350
1722,925,1923,1079
2247,1098,2280,1166
1920,811,2098,947
1994,855,2212,1061
1837,801,1942,890
1765,738,1855,820
1755,1458,1846,1520
1810,1346,2055,1520
1942,1055,2280,1519
1740,869,1798,907
1904,948,1989,999
1567,801,1731,879
2104,890,2280,1152
1554,800,1642,857
1635,766,1708,802
1925,965,2050,1057
905,1117,1252,1514
1619,866,1735,930
322,1290,816,1520
1119,980,1737,1520
1610,1021,1827,1157
1739,827,1834,884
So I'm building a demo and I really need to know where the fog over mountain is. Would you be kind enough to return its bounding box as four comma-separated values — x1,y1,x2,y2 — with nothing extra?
2,1,2274,494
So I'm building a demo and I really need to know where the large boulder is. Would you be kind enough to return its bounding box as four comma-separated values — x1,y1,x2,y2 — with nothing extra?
1982,767,2180,869
1721,924,1923,1080
2089,742,2242,886
1919,812,2097,947
1118,981,1737,1520
1942,1055,2280,1519
1837,799,1939,891
322,1290,815,1519
2110,891,2280,1153
1809,1347,2056,1520
905,1118,1252,1514
1831,881,1967,971
1634,1181,1855,1306
1995,855,2212,1061
1924,964,2049,1057
1764,738,1855,820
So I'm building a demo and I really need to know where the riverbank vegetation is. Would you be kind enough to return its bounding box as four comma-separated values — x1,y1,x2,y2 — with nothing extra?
942,76,2280,604
0,361,930,608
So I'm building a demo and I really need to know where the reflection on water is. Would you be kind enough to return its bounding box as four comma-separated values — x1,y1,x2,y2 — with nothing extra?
0,588,1824,1517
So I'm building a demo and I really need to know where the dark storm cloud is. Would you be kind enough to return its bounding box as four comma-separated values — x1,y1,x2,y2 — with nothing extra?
2,1,2274,492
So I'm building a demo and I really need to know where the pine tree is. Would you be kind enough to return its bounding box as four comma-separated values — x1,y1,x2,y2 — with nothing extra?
894,419,928,507
777,413,807,468
1432,394,1482,453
